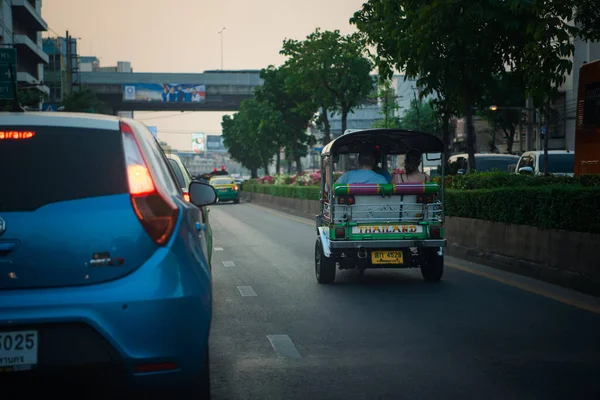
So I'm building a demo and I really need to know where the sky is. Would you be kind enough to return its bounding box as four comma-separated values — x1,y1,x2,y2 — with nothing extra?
43,0,367,151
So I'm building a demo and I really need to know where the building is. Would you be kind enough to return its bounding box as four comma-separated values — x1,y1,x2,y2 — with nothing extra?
42,35,79,102
79,56,100,72
0,0,50,102
96,61,133,73
558,35,600,151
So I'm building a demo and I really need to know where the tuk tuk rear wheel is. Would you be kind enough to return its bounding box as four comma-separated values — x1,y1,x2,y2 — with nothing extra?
421,248,444,282
315,237,336,284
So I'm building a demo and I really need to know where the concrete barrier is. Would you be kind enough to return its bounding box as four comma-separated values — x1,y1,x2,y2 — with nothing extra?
241,191,600,296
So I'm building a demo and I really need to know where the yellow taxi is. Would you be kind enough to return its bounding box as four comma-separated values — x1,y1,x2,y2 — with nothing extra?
209,175,240,204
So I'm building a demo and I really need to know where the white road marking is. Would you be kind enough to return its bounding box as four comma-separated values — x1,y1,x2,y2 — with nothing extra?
214,247,224,251
237,286,257,297
266,335,302,359
222,261,236,267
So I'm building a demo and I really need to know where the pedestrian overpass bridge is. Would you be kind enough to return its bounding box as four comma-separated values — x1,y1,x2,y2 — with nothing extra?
80,70,263,113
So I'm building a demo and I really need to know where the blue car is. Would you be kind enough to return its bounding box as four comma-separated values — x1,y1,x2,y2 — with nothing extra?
0,112,217,397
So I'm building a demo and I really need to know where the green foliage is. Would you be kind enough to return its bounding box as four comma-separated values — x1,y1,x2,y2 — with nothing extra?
400,97,441,134
515,1,577,108
0,89,43,111
445,186,600,234
573,0,600,41
242,183,321,201
60,87,109,114
352,0,527,172
221,99,281,175
436,172,600,190
371,79,402,129
255,65,316,172
478,71,527,154
351,0,599,170
281,29,374,138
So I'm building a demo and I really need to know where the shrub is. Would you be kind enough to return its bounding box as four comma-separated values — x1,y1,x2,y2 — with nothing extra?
445,185,600,233
244,183,320,200
433,172,600,190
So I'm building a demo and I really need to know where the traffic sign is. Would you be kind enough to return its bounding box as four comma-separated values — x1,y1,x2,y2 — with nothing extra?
42,103,58,112
0,83,12,100
0,65,16,83
0,48,16,66
0,49,17,101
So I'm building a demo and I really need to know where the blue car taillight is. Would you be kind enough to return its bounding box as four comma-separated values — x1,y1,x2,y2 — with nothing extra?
121,121,178,246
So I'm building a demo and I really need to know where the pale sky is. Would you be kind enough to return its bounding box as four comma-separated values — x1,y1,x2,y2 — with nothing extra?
43,0,366,150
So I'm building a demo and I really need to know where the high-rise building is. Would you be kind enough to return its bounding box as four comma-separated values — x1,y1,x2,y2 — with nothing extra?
0,0,50,101
42,34,79,102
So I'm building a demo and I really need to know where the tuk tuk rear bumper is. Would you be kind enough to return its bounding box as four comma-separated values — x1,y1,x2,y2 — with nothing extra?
329,239,446,249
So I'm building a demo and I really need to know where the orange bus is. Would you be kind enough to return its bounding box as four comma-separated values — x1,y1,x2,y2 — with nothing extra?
574,59,600,175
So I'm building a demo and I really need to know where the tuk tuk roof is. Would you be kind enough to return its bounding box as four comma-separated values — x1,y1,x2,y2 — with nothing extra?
320,128,445,156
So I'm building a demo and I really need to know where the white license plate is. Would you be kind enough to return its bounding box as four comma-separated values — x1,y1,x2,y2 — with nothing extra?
0,330,38,371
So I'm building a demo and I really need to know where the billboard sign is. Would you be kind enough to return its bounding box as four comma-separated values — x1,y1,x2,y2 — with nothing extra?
206,135,226,152
123,83,206,103
192,133,206,153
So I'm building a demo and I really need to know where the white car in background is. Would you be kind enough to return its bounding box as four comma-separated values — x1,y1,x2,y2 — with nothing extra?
515,150,575,176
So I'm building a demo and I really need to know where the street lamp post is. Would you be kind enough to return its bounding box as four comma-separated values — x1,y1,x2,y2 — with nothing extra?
218,27,226,70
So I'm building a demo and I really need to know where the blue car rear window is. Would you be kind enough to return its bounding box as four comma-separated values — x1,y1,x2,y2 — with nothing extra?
0,126,128,212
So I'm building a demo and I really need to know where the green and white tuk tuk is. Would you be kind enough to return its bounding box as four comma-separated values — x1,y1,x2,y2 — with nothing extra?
314,128,446,284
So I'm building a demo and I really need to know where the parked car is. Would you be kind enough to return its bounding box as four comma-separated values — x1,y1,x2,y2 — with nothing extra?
0,112,217,397
515,150,575,176
447,153,520,174
166,153,214,264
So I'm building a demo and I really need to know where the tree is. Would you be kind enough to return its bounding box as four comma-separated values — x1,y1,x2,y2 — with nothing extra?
573,0,600,41
352,0,531,172
515,0,600,175
479,72,527,154
371,79,402,129
255,65,315,174
281,29,374,142
0,88,43,111
221,99,281,178
430,93,459,167
60,87,109,114
400,96,441,134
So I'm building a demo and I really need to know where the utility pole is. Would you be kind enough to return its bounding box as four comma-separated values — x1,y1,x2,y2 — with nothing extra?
218,27,226,70
65,31,72,96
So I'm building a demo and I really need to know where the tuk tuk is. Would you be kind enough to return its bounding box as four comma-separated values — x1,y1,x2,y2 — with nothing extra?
315,129,446,284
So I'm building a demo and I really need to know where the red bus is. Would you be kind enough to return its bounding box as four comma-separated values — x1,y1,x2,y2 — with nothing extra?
574,59,600,175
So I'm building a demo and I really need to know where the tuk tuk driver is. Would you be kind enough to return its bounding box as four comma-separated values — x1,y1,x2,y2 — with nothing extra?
336,151,389,184
392,149,430,183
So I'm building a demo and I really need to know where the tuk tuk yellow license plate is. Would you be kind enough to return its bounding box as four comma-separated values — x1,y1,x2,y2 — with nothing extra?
371,250,403,265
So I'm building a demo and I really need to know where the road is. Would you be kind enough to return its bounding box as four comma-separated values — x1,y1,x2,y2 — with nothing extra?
208,202,600,400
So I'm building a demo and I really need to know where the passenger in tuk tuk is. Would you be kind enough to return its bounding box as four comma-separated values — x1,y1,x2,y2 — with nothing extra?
335,152,389,184
392,149,430,183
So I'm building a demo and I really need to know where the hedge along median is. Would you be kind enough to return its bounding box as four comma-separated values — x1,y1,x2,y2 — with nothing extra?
241,177,600,295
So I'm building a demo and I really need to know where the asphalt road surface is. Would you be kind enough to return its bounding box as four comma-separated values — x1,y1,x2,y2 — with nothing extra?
208,202,600,400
